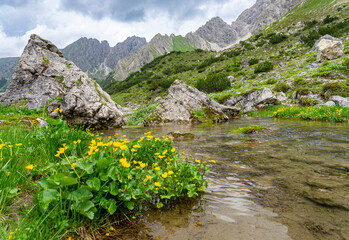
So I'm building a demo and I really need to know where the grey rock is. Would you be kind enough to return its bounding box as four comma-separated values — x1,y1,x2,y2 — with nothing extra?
226,88,277,113
312,35,344,62
277,92,288,102
329,96,349,107
154,97,162,102
241,58,249,68
320,101,336,107
144,80,240,126
278,62,287,67
228,76,236,83
1,34,124,129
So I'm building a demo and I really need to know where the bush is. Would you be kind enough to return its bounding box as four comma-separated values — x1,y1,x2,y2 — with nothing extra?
158,78,175,89
303,20,318,30
322,81,343,93
256,40,266,47
254,61,274,73
269,34,288,44
248,58,259,66
273,82,290,92
265,78,278,85
300,30,321,47
162,68,172,75
323,15,339,24
298,97,319,106
196,72,231,93
294,77,306,86
344,57,349,68
196,56,225,71
297,87,310,96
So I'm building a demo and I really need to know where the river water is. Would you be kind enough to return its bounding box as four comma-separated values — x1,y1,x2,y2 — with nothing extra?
102,117,349,240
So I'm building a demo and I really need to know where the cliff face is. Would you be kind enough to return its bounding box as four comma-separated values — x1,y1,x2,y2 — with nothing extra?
61,36,146,81
187,0,302,50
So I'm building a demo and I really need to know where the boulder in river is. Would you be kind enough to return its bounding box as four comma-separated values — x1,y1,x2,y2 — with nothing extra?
225,88,277,113
1,34,124,129
312,35,344,62
144,80,240,126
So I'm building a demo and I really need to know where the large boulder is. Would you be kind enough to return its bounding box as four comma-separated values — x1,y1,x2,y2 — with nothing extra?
1,34,124,129
312,35,344,62
144,80,240,126
329,96,349,107
225,88,277,113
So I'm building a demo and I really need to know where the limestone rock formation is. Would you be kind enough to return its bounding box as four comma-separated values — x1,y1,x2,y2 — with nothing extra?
329,96,349,107
1,34,124,129
312,35,344,62
225,88,277,113
144,80,240,126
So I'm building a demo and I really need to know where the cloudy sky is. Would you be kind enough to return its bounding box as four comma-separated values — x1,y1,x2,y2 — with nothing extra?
0,0,255,58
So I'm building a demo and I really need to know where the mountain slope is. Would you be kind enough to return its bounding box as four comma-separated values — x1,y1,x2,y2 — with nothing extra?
0,57,19,92
103,34,195,87
186,0,304,50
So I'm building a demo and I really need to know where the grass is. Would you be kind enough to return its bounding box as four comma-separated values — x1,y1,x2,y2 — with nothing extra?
231,125,270,134
274,105,349,122
126,103,159,126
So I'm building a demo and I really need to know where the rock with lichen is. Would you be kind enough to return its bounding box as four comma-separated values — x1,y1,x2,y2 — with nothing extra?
1,34,124,129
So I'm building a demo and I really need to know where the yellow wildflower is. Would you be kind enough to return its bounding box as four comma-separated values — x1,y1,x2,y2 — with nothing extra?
110,227,114,231
71,163,77,168
211,160,216,164
15,143,22,147
168,170,174,175
195,159,201,163
146,175,153,180
132,196,136,200
171,148,175,152
162,150,168,155
139,162,146,168
25,164,34,170
131,148,136,152
158,155,166,159
8,145,13,148
7,172,10,176
120,145,128,150
154,167,160,171
105,233,110,236
161,172,168,179
154,182,161,187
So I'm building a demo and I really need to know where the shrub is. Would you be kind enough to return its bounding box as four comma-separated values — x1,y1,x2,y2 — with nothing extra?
126,104,159,126
196,72,231,93
254,61,274,73
269,34,288,44
248,58,259,66
162,68,172,75
196,56,225,71
323,15,339,24
298,97,319,106
297,87,310,96
256,40,266,47
303,20,318,30
294,77,306,86
273,82,290,92
322,81,342,93
265,78,278,85
300,30,320,47
344,57,349,68
158,78,175,89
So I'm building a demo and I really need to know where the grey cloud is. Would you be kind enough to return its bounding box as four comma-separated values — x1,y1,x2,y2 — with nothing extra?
59,0,229,22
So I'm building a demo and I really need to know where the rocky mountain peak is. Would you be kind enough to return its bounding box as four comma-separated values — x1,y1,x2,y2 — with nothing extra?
1,34,124,128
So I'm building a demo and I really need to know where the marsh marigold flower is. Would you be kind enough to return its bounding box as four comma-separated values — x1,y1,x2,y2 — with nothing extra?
25,164,34,170
154,182,161,187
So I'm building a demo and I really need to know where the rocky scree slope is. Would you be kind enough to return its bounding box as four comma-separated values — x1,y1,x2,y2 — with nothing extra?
1,34,124,129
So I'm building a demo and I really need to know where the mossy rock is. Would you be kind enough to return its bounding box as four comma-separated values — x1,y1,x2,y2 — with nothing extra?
232,125,270,134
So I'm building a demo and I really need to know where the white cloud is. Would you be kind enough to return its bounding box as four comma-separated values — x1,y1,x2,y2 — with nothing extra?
0,0,256,58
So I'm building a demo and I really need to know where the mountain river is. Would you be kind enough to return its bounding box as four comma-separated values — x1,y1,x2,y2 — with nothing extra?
101,117,349,240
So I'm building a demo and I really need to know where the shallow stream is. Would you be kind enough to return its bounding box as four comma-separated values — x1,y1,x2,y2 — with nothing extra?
102,117,349,240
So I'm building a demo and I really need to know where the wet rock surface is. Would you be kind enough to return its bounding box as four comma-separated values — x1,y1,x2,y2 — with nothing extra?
1,34,124,129
144,80,240,126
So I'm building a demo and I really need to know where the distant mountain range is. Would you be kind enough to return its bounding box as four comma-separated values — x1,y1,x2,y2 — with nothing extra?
0,0,302,92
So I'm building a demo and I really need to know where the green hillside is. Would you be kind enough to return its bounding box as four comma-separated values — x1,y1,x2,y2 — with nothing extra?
104,0,349,110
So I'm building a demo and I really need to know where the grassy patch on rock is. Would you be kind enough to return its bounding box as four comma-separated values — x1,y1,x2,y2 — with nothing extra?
231,125,270,134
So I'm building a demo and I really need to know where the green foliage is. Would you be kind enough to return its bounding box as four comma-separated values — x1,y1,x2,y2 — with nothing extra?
269,34,288,44
105,71,153,94
38,132,209,220
344,57,349,68
254,61,274,73
256,40,266,47
344,40,349,54
306,55,317,63
231,125,270,134
265,78,278,85
196,56,225,71
294,77,306,86
297,87,310,96
157,78,175,89
298,97,319,106
274,105,349,122
196,72,231,93
303,20,318,30
223,50,242,57
300,30,320,47
273,82,290,92
323,15,339,24
126,104,159,126
240,41,255,50
248,58,259,66
172,36,195,52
